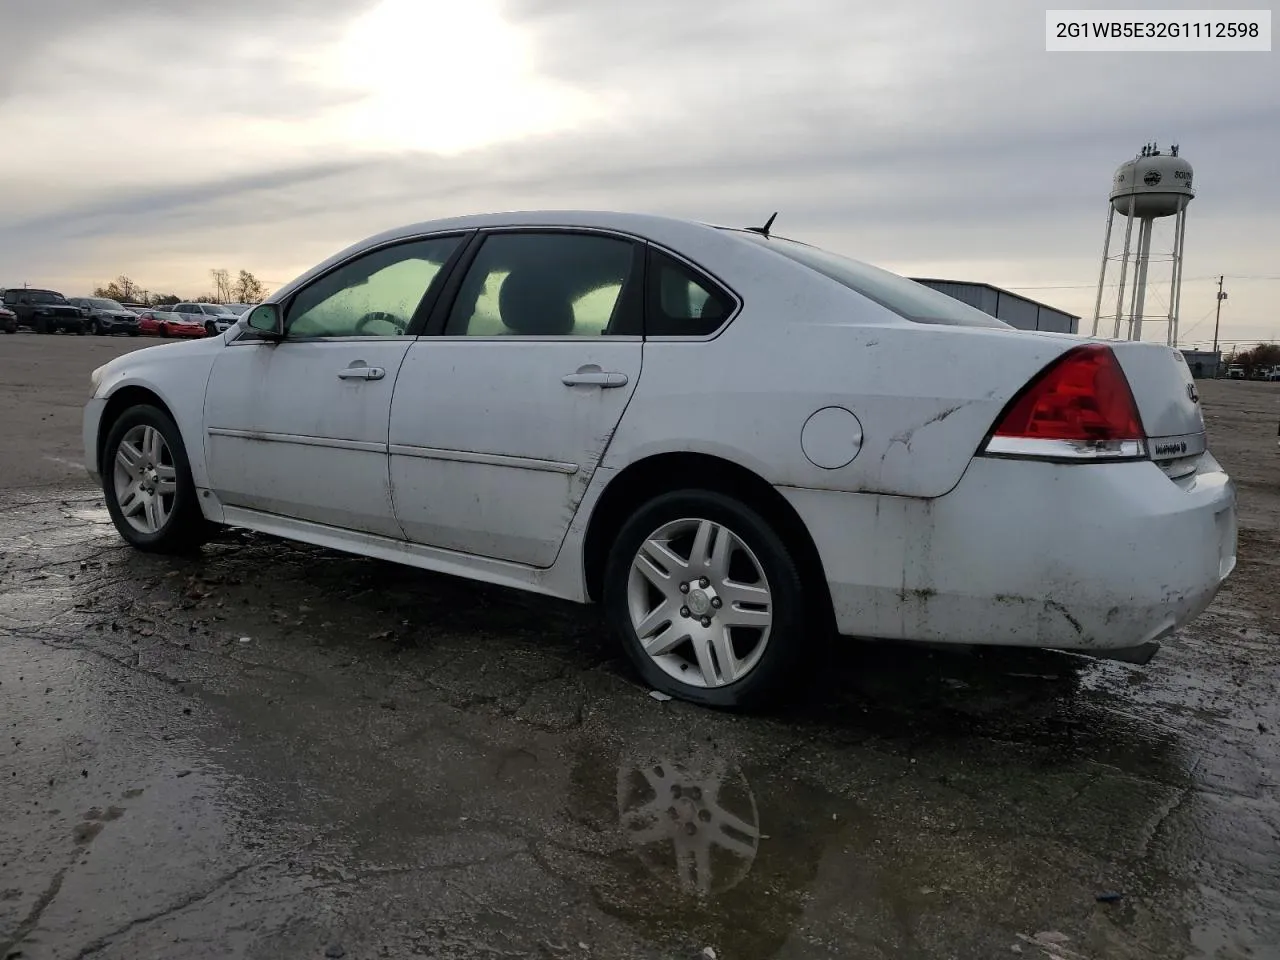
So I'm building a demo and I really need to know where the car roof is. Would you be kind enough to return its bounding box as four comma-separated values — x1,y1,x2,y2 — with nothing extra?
370,209,723,241
273,210,732,303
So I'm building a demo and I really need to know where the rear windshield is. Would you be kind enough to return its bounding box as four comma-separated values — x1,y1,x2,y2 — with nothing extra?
734,232,1009,328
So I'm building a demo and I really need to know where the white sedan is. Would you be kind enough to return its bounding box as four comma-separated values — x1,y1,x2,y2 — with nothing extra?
83,211,1237,707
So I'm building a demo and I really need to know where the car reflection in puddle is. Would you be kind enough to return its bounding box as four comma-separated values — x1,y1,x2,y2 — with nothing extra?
618,751,760,897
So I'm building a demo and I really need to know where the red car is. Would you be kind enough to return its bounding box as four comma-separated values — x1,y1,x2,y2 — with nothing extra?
0,305,17,334
136,310,207,338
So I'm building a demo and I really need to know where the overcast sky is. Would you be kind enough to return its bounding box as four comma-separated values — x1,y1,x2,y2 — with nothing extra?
1,0,1276,347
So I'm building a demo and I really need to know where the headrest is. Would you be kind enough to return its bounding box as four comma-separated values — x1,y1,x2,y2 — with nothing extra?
498,270,575,335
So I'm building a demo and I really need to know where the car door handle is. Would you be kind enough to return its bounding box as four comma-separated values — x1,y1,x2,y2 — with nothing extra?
562,370,629,388
338,364,385,381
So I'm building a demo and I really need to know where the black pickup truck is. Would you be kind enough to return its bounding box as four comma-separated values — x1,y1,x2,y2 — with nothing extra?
1,288,85,334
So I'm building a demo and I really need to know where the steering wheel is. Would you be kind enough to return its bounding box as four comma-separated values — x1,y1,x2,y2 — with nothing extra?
354,311,407,334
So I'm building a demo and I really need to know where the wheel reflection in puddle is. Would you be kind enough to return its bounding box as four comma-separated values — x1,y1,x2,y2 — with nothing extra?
617,753,760,897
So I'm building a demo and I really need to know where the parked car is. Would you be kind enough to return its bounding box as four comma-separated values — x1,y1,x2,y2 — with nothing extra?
2,287,85,334
135,310,206,338
1227,365,1245,379
171,302,242,336
68,297,141,336
0,305,17,334
82,211,1238,707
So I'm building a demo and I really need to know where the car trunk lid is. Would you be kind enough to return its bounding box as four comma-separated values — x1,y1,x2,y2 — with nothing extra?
1108,341,1207,479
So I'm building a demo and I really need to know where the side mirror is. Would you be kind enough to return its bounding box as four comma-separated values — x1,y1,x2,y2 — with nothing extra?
246,303,284,338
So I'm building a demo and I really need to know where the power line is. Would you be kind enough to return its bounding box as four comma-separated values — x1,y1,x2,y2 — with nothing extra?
1005,275,1280,291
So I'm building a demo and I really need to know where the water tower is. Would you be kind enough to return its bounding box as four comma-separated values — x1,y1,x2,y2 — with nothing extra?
1091,143,1195,344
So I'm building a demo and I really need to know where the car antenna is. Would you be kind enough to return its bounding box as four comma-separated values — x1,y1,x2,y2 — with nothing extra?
746,212,778,237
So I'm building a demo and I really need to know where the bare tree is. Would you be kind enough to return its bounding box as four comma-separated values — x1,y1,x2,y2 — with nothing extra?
1235,342,1280,378
233,270,268,304
210,268,233,304
92,275,140,302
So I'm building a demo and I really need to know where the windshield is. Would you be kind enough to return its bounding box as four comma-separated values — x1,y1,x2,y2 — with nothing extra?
90,299,126,310
30,292,68,305
206,304,238,316
735,232,1009,329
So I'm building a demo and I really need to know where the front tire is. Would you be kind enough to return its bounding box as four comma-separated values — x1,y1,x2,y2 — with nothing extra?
91,320,103,335
603,490,808,709
159,324,169,338
102,405,211,553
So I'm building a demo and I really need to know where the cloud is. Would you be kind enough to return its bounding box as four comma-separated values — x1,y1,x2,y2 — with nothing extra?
1,0,1277,343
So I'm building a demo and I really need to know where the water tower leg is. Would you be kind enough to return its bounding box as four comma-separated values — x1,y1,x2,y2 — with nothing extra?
1131,218,1154,341
1112,206,1136,339
1168,200,1188,345
1092,205,1116,337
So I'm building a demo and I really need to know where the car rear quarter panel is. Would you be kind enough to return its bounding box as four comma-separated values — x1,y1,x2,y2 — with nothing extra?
609,315,1076,499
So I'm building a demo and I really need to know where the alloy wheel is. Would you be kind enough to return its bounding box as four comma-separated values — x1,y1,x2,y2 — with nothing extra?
626,517,773,689
112,424,178,535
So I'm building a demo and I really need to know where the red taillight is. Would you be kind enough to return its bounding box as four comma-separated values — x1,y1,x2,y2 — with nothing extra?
985,345,1146,460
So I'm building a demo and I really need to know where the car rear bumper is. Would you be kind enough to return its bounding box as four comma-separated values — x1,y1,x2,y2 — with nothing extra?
781,454,1237,652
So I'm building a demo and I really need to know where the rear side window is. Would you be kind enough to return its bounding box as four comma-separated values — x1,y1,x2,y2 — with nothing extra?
645,248,735,337
2,291,16,305
736,232,1008,328
445,232,641,337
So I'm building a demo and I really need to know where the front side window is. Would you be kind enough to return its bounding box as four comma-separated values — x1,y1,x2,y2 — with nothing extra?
285,235,462,339
645,249,735,336
445,232,640,337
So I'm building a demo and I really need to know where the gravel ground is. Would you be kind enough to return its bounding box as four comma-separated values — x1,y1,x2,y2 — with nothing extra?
1,333,1278,960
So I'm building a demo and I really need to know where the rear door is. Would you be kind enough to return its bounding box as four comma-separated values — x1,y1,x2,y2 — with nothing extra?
388,229,644,567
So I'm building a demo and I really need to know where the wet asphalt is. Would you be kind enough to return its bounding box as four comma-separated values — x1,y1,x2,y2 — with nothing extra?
2,334,1278,960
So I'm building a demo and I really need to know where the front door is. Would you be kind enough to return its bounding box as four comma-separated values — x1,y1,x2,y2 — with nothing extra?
389,230,644,567
202,234,466,537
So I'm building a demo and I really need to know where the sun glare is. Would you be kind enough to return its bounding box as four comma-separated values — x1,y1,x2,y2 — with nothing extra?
334,0,596,154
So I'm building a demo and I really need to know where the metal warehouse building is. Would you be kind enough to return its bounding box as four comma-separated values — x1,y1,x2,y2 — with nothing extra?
1179,349,1222,379
911,278,1080,334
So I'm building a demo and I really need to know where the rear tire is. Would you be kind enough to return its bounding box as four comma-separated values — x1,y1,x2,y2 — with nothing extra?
603,489,809,709
102,405,212,553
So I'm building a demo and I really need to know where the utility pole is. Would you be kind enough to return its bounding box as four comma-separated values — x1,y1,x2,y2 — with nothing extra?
1212,275,1227,356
